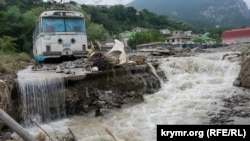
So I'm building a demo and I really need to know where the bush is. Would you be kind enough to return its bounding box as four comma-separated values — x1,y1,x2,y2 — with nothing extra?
0,52,31,74
18,52,31,62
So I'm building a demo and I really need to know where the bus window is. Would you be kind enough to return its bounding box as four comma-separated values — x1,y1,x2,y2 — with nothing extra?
42,18,65,32
46,26,55,32
42,17,85,33
65,18,85,32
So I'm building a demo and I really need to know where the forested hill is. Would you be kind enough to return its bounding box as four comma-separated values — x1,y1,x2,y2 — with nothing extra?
0,1,200,54
127,0,250,28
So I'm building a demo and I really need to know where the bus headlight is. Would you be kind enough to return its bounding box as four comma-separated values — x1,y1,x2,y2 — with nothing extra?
71,38,76,44
58,38,63,44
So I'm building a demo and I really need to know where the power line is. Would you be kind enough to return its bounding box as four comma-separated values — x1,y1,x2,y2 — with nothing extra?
17,23,36,40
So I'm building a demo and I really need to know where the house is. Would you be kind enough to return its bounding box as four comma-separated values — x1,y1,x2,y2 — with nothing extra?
132,27,149,32
165,35,192,45
221,27,250,45
184,31,192,37
171,30,183,36
136,42,167,53
160,29,171,35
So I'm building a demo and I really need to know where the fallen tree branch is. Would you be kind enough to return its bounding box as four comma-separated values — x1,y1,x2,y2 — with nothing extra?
68,128,76,141
26,115,53,141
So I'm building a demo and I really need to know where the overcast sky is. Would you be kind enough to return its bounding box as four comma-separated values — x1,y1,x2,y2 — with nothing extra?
45,0,250,8
244,0,250,8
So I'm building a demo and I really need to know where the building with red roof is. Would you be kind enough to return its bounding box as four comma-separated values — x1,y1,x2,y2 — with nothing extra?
221,27,250,45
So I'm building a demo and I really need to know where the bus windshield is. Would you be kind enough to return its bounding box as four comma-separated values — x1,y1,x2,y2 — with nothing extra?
42,17,85,33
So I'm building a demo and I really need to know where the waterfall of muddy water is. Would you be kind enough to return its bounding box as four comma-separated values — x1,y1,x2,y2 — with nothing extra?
25,52,247,141
17,67,67,127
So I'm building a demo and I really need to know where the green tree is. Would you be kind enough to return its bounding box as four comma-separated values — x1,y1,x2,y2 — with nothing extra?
21,7,45,53
193,37,204,44
68,7,91,27
23,7,45,26
0,36,17,53
128,30,164,48
87,23,107,42
0,6,24,36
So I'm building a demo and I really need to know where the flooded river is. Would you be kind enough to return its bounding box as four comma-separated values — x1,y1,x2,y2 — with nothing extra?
24,51,248,141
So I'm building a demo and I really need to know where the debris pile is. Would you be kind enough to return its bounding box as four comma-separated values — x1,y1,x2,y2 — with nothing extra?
31,40,152,74
210,94,250,124
128,55,147,65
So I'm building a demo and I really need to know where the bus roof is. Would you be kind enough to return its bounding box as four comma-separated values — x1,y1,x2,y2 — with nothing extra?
40,10,84,18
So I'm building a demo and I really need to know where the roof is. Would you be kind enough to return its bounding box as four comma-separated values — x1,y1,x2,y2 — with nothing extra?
137,42,166,47
40,10,84,18
124,32,136,38
221,27,250,38
199,35,215,41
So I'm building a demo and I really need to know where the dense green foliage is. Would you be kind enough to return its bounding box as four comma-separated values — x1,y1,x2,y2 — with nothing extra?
127,30,165,48
0,1,229,55
0,36,17,53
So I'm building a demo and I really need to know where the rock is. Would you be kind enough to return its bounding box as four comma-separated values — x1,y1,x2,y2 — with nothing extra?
104,91,112,94
236,57,250,88
62,136,75,141
64,69,70,74
233,77,241,86
128,55,147,65
92,66,98,72
95,108,103,117
128,91,135,97
0,79,5,84
56,66,63,73
2,132,12,140
32,62,43,71
191,47,207,53
69,64,76,69
83,105,88,109
97,100,106,107
127,60,137,66
42,66,48,70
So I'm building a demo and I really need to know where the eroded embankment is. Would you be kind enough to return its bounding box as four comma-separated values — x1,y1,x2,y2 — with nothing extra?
64,64,163,116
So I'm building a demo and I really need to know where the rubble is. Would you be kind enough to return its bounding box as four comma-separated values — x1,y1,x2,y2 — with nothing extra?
210,94,250,124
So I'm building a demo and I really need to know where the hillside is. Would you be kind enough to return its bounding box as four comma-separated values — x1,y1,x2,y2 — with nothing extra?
127,0,250,28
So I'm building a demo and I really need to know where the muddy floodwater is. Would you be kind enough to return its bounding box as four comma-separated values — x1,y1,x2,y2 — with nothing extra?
22,51,250,141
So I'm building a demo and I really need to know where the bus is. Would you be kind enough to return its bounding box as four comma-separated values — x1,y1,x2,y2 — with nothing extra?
33,10,88,62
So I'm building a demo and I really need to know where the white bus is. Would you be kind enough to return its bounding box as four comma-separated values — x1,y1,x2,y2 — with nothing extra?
33,10,88,62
